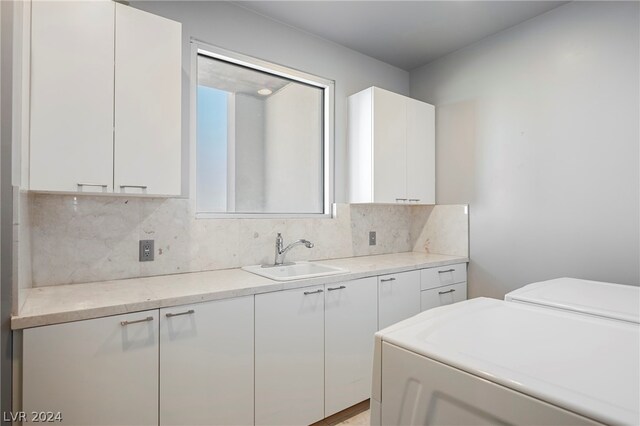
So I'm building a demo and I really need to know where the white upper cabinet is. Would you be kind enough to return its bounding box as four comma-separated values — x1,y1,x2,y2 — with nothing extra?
28,1,182,196
348,86,435,204
372,87,407,204
406,98,435,204
114,4,182,196
30,0,115,193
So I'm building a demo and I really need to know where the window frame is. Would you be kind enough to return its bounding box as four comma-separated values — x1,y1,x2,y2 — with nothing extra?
190,40,335,219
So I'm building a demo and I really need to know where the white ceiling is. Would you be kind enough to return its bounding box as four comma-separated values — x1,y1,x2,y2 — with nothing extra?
198,55,291,97
234,1,568,70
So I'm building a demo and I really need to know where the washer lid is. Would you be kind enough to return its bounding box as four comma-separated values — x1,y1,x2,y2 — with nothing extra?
505,278,640,323
381,298,640,426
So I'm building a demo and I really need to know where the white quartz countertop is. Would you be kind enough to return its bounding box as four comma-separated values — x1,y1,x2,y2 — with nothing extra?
12,252,468,329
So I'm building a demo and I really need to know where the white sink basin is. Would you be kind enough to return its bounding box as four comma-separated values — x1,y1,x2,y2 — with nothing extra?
242,262,348,281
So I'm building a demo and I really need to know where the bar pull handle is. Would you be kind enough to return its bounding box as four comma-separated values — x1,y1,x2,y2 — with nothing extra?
120,185,148,189
327,286,346,291
304,289,324,295
438,289,456,295
408,199,420,202
380,278,396,282
77,183,108,189
120,316,154,326
438,269,455,274
395,198,408,202
165,309,195,318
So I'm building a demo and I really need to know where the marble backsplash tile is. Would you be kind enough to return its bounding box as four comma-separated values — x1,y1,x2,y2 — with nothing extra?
413,204,469,257
27,194,459,287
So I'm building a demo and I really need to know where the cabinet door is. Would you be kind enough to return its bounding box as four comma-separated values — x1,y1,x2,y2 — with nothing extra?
378,270,421,330
325,277,378,416
114,4,182,196
373,87,407,203
160,297,254,426
255,286,325,425
23,311,159,425
406,99,435,204
30,0,115,193
421,282,467,312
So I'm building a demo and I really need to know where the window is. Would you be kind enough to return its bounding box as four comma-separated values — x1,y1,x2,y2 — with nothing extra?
194,43,334,217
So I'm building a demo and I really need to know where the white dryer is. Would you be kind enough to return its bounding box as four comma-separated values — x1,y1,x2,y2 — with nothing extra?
371,297,640,426
505,277,639,323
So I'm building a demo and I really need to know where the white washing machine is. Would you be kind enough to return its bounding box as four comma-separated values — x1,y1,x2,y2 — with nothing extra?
371,297,640,426
505,277,639,323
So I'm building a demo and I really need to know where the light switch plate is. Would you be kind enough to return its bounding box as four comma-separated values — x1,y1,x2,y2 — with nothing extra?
369,231,377,246
139,240,154,262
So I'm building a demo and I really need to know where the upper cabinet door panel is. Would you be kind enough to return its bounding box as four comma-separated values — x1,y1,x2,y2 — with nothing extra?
373,88,407,203
406,99,435,204
114,4,182,196
30,0,115,193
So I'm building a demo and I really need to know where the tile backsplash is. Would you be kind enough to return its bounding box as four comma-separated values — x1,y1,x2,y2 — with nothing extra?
22,194,468,287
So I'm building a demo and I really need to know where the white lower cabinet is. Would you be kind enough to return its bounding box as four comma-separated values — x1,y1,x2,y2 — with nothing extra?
378,270,421,329
159,296,254,426
255,285,325,426
325,277,378,416
22,311,159,425
420,282,467,311
20,263,467,426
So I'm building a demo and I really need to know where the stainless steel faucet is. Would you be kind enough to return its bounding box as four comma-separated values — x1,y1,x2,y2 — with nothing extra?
269,233,314,266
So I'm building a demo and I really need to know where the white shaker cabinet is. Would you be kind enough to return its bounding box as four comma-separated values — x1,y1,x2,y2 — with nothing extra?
325,277,378,416
22,311,159,425
28,2,182,196
348,86,435,204
29,0,115,193
255,285,325,426
378,270,421,330
159,297,254,426
114,4,182,196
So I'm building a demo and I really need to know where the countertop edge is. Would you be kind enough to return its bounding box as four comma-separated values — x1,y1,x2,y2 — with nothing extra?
12,254,469,330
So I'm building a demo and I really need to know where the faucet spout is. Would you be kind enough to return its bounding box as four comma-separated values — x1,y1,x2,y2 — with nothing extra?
270,234,314,266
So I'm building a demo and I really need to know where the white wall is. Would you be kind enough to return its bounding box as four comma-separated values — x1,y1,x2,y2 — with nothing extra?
264,83,323,213
235,93,266,212
130,0,410,203
410,1,640,298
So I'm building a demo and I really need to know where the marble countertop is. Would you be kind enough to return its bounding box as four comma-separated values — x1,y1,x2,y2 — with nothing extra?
12,252,468,329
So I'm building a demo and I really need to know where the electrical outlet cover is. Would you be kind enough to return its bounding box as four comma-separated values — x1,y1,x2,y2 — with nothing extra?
139,240,154,262
369,231,377,246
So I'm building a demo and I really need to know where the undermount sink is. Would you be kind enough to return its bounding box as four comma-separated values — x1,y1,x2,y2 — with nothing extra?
242,262,349,281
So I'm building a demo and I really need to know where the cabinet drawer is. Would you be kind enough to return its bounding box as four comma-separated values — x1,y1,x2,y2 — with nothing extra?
421,263,467,290
420,282,467,312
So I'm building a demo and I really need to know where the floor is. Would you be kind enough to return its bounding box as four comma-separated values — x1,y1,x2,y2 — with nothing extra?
311,400,370,426
336,409,370,425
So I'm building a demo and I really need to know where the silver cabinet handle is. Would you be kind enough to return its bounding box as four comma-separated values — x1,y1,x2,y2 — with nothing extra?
438,269,455,274
165,309,195,318
304,289,324,295
408,199,420,202
120,185,148,189
77,183,108,188
395,198,408,202
380,278,396,282
120,316,154,326
327,285,346,291
438,289,456,295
